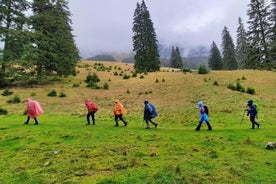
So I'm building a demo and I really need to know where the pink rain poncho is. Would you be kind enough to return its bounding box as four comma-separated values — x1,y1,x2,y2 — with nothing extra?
26,98,43,118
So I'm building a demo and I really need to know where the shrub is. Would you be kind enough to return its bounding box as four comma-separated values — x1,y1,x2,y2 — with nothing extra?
72,83,80,88
87,83,101,89
162,78,165,82
155,78,159,83
48,90,57,97
7,95,21,104
86,73,100,83
123,74,130,79
246,87,256,95
198,64,208,74
126,89,130,94
227,84,236,91
0,107,8,115
213,81,219,86
1,89,13,96
103,83,109,90
59,92,67,98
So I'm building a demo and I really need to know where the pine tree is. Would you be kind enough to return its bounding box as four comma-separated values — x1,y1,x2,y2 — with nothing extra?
0,0,30,85
247,0,271,68
170,46,176,68
170,46,183,68
30,0,79,79
132,0,160,72
269,0,276,64
236,17,249,69
208,41,223,70
221,26,238,70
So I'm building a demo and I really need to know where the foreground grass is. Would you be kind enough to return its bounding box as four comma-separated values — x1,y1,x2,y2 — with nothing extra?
0,115,275,184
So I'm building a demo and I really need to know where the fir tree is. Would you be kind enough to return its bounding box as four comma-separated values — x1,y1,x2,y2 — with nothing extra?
221,26,238,70
132,0,160,72
208,41,223,70
30,0,79,79
0,0,30,85
247,0,271,68
236,17,249,69
170,46,183,68
269,0,276,64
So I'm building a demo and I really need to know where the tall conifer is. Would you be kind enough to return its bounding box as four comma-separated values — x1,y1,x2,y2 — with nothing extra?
132,0,160,72
236,17,249,69
208,41,223,70
221,26,238,70
247,0,271,68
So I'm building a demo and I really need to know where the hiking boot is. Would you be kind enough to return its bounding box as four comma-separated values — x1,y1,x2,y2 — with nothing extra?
146,127,150,129
257,124,260,128
124,122,128,127
86,123,90,125
34,123,39,125
24,122,28,125
154,124,158,128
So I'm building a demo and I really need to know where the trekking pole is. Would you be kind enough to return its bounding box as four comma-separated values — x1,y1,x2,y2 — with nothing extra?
240,110,246,126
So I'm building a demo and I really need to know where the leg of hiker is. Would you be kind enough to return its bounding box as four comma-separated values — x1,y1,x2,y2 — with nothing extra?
149,119,158,128
86,113,91,125
91,112,95,125
24,116,30,125
206,121,212,130
195,121,203,131
114,115,119,126
118,114,127,126
34,118,39,125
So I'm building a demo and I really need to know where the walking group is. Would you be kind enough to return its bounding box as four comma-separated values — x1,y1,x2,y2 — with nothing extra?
24,98,260,130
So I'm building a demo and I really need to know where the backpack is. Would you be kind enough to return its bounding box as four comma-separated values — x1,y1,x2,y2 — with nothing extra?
204,105,209,115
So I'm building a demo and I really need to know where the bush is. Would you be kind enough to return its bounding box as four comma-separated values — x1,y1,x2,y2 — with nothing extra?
0,107,8,115
86,73,100,83
1,89,13,96
7,95,21,104
87,82,101,89
198,64,208,74
59,92,66,98
213,81,219,86
103,83,109,90
123,74,130,79
227,84,236,91
246,87,256,95
48,90,57,97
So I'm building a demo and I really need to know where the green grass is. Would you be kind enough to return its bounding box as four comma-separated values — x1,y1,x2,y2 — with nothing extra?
0,61,275,183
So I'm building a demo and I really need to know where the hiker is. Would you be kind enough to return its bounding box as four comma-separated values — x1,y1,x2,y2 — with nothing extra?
144,99,158,129
195,101,212,131
85,99,98,125
113,99,128,127
246,99,260,129
24,98,43,125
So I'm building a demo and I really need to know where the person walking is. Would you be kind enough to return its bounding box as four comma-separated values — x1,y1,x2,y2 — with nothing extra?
85,99,98,125
195,101,212,131
113,99,128,127
246,99,260,129
24,98,43,125
143,99,158,129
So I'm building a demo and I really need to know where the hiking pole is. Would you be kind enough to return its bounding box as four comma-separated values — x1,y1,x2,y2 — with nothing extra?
240,110,247,126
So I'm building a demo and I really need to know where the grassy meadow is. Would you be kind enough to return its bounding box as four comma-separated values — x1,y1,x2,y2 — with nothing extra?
0,61,275,184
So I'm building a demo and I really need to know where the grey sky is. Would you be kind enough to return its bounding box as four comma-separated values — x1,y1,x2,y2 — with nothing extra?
68,0,250,58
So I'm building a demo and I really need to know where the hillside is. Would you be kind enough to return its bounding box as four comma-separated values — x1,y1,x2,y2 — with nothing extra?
0,61,275,183
1,61,275,127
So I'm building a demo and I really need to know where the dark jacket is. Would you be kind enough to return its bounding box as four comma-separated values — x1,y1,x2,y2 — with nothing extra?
144,103,158,120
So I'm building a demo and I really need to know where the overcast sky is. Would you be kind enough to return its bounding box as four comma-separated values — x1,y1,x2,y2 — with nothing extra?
68,0,250,58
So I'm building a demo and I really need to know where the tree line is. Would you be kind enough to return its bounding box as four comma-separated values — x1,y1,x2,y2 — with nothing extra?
134,0,276,71
209,0,276,70
0,0,79,87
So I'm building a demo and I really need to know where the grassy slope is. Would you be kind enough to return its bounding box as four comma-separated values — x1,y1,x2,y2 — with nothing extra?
0,61,275,184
